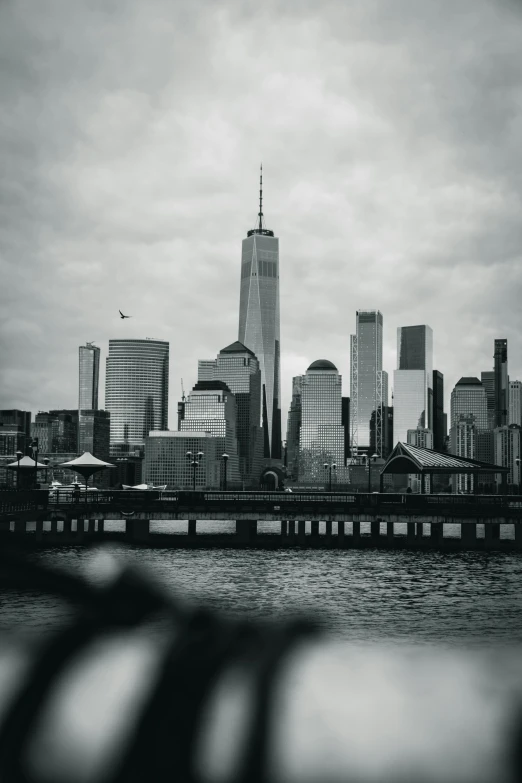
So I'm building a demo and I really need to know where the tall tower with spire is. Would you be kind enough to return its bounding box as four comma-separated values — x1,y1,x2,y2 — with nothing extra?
238,166,281,459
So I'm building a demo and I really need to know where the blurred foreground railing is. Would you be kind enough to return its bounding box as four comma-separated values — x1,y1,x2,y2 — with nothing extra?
1,547,522,782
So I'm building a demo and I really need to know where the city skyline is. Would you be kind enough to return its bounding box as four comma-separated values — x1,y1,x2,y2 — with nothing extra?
1,2,521,428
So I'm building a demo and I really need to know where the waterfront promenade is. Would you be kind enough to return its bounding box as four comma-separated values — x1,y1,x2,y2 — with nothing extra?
2,489,522,550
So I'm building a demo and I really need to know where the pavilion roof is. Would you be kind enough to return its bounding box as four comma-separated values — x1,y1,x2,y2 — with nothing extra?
382,442,509,475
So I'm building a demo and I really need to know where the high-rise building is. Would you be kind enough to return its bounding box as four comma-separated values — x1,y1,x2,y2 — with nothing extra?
480,371,496,429
180,381,241,487
105,338,169,455
432,370,445,451
341,396,350,463
393,325,433,446
78,410,110,456
285,376,303,481
406,428,434,493
31,410,78,453
494,339,508,427
198,342,263,487
350,310,386,457
450,377,488,493
298,360,346,485
238,167,281,459
494,425,521,490
509,381,522,427
79,343,100,411
0,410,31,439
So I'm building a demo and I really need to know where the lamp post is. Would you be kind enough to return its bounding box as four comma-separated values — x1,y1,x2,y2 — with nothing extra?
366,453,379,493
186,451,204,491
30,439,39,489
323,462,336,492
221,453,229,491
15,450,23,490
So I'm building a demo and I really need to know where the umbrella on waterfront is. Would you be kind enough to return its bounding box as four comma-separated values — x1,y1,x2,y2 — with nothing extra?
7,455,49,489
58,452,115,489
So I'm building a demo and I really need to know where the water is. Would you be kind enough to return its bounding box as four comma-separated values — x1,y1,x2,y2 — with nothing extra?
2,531,522,646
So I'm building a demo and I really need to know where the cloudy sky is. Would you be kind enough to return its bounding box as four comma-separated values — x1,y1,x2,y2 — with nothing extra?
1,0,521,430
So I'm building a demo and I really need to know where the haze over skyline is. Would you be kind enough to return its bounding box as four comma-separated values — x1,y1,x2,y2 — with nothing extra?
1,0,521,430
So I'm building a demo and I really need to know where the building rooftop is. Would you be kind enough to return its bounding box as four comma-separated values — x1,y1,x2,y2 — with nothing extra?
307,359,338,372
455,377,483,386
192,380,232,393
219,341,257,358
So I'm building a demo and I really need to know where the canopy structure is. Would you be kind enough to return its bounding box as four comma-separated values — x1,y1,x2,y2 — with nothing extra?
380,442,508,493
59,452,115,487
6,456,48,471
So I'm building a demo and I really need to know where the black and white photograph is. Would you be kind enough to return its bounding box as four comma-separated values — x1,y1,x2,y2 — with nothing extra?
1,1,522,781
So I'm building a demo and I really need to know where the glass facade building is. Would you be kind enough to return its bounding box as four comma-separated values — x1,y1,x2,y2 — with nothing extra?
198,342,263,487
180,381,241,487
285,376,303,481
350,310,386,457
480,371,496,429
509,380,522,427
494,339,509,427
450,377,488,492
31,410,78,454
79,343,100,411
78,410,110,456
494,425,521,489
144,431,221,489
298,360,346,485
393,325,433,447
432,370,445,451
105,339,169,455
238,174,281,459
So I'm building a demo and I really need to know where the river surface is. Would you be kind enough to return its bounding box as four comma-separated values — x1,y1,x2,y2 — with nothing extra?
2,520,522,647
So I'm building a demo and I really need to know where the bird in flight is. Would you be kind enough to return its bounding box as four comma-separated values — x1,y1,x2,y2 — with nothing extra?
119,310,132,319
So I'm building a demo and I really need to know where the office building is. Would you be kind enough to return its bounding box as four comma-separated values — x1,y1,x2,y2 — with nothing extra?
238,168,281,459
298,360,347,485
0,424,26,457
432,370,445,451
285,376,303,481
341,397,350,463
494,425,521,490
198,341,263,487
31,410,78,453
480,371,496,429
509,381,522,427
180,381,241,487
78,410,110,456
494,339,508,427
105,338,169,455
406,428,434,492
450,377,488,493
350,310,387,457
79,343,100,411
144,431,221,489
0,410,31,439
393,325,433,446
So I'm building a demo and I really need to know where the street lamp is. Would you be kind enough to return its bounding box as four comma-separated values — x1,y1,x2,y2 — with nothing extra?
186,451,204,491
366,453,379,493
323,462,336,492
15,450,23,490
221,453,229,491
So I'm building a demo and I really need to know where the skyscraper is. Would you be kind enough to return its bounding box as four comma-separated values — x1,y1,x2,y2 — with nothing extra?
494,339,508,427
79,343,100,412
238,167,281,459
393,325,433,446
509,380,522,427
285,376,303,481
450,377,488,492
480,371,496,429
105,338,169,455
350,310,387,457
494,425,521,490
78,410,110,456
299,360,345,484
198,341,263,487
180,380,241,487
432,370,445,451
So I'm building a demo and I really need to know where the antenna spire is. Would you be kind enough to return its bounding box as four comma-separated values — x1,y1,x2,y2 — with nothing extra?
258,163,263,230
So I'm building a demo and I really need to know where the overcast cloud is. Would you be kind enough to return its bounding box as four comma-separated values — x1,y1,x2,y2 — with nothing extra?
1,0,521,429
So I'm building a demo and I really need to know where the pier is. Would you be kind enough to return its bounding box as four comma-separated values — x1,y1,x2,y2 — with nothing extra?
1,489,522,550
